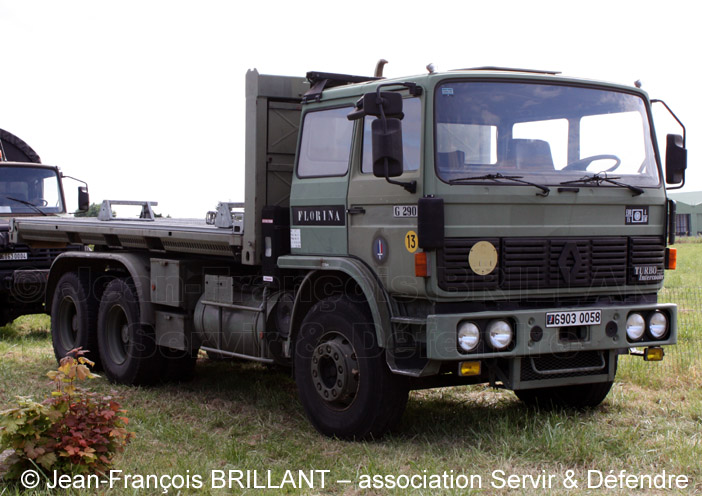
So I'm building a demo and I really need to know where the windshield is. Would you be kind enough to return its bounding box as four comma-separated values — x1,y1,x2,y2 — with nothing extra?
0,166,64,214
435,81,660,187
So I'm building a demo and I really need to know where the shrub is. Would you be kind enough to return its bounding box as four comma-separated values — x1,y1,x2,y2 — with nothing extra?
0,348,134,478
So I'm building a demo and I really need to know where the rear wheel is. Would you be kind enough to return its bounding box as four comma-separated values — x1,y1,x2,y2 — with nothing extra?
294,296,408,440
97,278,161,385
50,272,100,368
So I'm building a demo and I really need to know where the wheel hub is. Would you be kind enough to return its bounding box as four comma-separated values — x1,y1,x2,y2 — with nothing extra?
310,335,359,407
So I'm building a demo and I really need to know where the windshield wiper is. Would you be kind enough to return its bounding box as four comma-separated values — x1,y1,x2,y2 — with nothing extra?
4,196,48,216
560,173,644,196
449,173,550,197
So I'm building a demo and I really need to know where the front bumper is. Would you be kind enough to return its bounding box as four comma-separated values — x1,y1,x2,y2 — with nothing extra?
426,302,677,389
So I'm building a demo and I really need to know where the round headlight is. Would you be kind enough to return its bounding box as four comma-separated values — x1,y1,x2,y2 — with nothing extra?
487,320,513,350
626,313,645,341
457,321,480,352
648,311,668,339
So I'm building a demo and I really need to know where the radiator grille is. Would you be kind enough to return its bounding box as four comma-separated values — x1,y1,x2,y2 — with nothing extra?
437,236,664,292
0,245,82,272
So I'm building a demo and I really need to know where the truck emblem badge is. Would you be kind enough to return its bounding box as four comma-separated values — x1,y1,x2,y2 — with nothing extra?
373,236,388,264
469,241,498,276
558,242,583,284
625,206,649,225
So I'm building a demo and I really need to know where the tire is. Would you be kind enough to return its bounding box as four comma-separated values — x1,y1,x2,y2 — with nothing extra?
294,296,408,440
97,278,161,385
0,128,41,163
50,272,101,368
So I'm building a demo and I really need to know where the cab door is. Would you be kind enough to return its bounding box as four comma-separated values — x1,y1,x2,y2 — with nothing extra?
347,97,425,296
289,106,354,257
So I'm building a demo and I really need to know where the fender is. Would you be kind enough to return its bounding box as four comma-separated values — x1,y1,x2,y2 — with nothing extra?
47,251,155,325
277,255,394,349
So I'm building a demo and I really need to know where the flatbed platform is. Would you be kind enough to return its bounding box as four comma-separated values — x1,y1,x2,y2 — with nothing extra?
11,216,244,259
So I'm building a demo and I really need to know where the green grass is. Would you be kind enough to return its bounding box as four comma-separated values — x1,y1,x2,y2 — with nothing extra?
1,247,702,494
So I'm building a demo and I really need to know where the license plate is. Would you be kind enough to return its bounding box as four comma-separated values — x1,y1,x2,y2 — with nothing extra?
546,309,601,328
0,252,28,261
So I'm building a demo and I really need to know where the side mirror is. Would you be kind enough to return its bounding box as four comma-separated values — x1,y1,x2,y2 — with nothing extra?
347,91,404,121
372,118,404,178
665,134,687,185
362,92,403,118
351,89,416,193
78,186,90,212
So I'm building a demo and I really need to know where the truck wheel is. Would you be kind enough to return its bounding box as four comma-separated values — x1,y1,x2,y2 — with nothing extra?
294,296,408,440
514,380,614,409
50,272,100,368
97,278,161,385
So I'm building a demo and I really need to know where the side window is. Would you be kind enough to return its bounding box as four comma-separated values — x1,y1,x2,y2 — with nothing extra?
297,107,354,178
362,98,421,173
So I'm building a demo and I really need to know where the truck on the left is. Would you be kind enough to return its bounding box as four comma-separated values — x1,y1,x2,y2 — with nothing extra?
0,128,88,326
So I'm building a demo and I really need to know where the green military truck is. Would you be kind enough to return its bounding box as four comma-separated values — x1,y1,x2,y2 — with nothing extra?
0,129,89,326
11,66,686,439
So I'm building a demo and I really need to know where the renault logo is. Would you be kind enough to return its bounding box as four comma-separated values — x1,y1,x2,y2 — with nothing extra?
558,242,584,284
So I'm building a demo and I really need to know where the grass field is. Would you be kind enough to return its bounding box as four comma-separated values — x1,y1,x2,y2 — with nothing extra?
1,245,701,495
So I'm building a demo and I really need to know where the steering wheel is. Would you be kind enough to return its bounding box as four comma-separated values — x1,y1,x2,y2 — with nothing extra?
32,199,49,207
563,154,621,172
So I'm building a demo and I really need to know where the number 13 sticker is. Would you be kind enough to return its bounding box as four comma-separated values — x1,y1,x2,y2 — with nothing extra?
405,231,418,253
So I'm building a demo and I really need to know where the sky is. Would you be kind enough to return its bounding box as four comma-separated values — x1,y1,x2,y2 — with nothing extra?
1,0,699,218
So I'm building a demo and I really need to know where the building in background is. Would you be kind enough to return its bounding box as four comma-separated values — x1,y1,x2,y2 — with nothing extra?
668,191,702,237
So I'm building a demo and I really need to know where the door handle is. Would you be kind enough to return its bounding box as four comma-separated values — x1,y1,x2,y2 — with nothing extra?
346,206,366,215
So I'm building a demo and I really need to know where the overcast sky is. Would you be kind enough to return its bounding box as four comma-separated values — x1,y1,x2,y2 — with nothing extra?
1,0,698,217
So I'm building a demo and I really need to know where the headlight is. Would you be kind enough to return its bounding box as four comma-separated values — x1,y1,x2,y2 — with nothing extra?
457,321,480,352
626,313,645,341
487,320,513,350
648,311,668,339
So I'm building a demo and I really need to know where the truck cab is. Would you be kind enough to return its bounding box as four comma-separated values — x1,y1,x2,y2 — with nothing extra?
281,67,683,423
1,128,89,325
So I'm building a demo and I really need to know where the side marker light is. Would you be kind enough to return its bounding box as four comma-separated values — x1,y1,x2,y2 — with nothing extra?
415,252,429,277
665,247,677,270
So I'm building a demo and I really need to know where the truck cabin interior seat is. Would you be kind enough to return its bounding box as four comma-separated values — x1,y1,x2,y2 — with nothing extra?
505,139,555,171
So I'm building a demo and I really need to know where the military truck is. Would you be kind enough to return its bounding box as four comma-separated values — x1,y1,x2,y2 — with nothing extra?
0,129,89,326
11,66,686,439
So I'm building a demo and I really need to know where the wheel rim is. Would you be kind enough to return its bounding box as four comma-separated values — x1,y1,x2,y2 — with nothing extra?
56,296,78,350
310,333,359,410
104,304,129,365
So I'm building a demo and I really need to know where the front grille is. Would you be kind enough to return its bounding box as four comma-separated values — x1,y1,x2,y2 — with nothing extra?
520,351,608,382
437,236,663,292
628,237,665,284
0,245,82,272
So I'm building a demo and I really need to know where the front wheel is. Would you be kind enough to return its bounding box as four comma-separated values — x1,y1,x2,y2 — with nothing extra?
294,297,408,440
